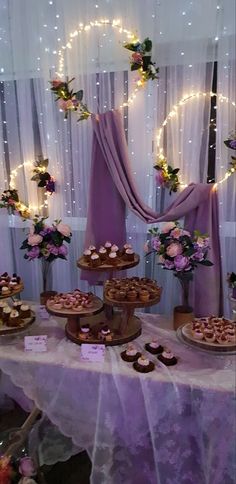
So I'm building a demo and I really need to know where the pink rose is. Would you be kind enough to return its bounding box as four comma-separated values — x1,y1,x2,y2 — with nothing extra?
66,99,74,110
58,99,68,111
155,170,165,186
28,234,43,246
19,457,36,477
166,242,183,257
56,223,71,237
51,79,63,88
131,52,143,64
162,222,176,233
170,227,184,239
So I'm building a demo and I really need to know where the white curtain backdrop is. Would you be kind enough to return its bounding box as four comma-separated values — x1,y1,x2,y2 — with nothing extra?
0,0,235,315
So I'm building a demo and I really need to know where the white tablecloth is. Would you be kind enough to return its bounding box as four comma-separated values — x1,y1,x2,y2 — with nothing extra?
0,307,235,484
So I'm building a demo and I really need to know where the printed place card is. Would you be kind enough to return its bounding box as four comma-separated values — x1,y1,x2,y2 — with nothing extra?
39,306,50,320
80,344,105,363
24,335,48,353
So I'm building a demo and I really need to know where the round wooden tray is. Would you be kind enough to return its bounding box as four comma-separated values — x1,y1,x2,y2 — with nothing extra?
103,287,162,308
180,322,236,353
65,313,142,346
0,310,35,336
77,254,140,272
46,296,104,319
0,285,24,300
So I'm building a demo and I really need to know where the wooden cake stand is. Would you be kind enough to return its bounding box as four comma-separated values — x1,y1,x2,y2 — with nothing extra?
46,296,104,343
179,322,236,353
0,310,35,336
0,284,24,300
77,254,140,274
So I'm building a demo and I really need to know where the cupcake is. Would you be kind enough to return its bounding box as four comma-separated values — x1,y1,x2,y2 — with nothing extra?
1,286,11,296
226,328,236,342
111,244,119,254
216,333,229,345
20,305,31,319
79,324,91,340
2,306,11,324
53,302,63,310
122,243,132,255
0,301,8,317
123,248,135,262
90,253,101,267
13,301,22,311
108,252,118,266
99,325,112,341
158,350,177,366
0,272,10,283
83,249,92,262
104,241,112,254
139,289,150,303
8,310,21,327
127,289,138,302
98,246,107,261
133,355,155,373
145,339,164,355
121,344,141,362
193,329,204,340
88,245,96,253
203,330,216,343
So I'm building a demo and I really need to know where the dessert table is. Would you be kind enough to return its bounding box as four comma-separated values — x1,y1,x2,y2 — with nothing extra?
0,306,235,484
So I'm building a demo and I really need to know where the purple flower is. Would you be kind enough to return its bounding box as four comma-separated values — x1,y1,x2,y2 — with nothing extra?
174,255,190,271
192,250,204,261
27,246,40,260
164,259,175,269
155,170,165,186
58,244,68,256
229,139,236,149
46,178,55,194
151,237,161,251
47,244,59,255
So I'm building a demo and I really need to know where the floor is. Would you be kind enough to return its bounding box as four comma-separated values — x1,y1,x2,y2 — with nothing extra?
0,402,91,484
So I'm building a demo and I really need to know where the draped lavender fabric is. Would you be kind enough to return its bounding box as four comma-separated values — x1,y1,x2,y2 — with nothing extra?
83,110,222,316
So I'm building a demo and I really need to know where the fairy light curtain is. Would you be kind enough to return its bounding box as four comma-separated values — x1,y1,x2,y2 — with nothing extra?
0,0,235,314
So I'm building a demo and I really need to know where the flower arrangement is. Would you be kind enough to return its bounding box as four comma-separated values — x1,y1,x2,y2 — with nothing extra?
0,189,31,219
0,455,38,484
31,157,55,195
147,222,213,273
20,216,72,262
124,37,159,83
224,131,236,175
50,78,91,121
227,272,236,299
20,216,72,293
154,156,180,194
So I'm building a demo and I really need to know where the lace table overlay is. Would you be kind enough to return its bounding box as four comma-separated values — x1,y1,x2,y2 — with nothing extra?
0,308,235,484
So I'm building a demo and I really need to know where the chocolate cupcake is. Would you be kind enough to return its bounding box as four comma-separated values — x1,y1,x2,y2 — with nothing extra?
145,339,163,355
158,350,177,366
133,355,155,373
121,344,141,362
79,324,91,340
90,253,101,267
123,248,135,261
108,252,118,266
20,304,31,319
99,325,112,341
0,301,8,317
8,310,21,327
127,289,138,302
98,246,107,261
83,249,92,262
13,300,22,311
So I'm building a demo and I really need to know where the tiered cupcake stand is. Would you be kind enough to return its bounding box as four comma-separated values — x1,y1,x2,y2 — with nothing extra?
58,253,162,346
0,286,35,336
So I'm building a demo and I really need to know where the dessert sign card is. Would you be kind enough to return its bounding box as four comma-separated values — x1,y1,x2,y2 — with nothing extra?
80,344,105,362
24,335,48,352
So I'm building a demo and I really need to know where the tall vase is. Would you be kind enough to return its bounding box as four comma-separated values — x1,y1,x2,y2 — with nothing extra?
40,259,57,305
173,272,194,330
229,287,236,321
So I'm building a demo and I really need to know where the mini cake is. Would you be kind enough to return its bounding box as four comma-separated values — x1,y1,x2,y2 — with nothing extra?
158,350,177,366
83,249,92,262
111,244,119,254
20,304,31,319
98,247,107,261
121,344,141,362
8,310,21,327
133,355,155,373
88,245,96,253
2,306,11,324
145,339,164,355
90,253,101,267
123,248,135,261
127,289,138,302
139,289,150,303
79,324,91,340
99,325,112,341
108,252,118,266
104,241,112,254
0,301,8,317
